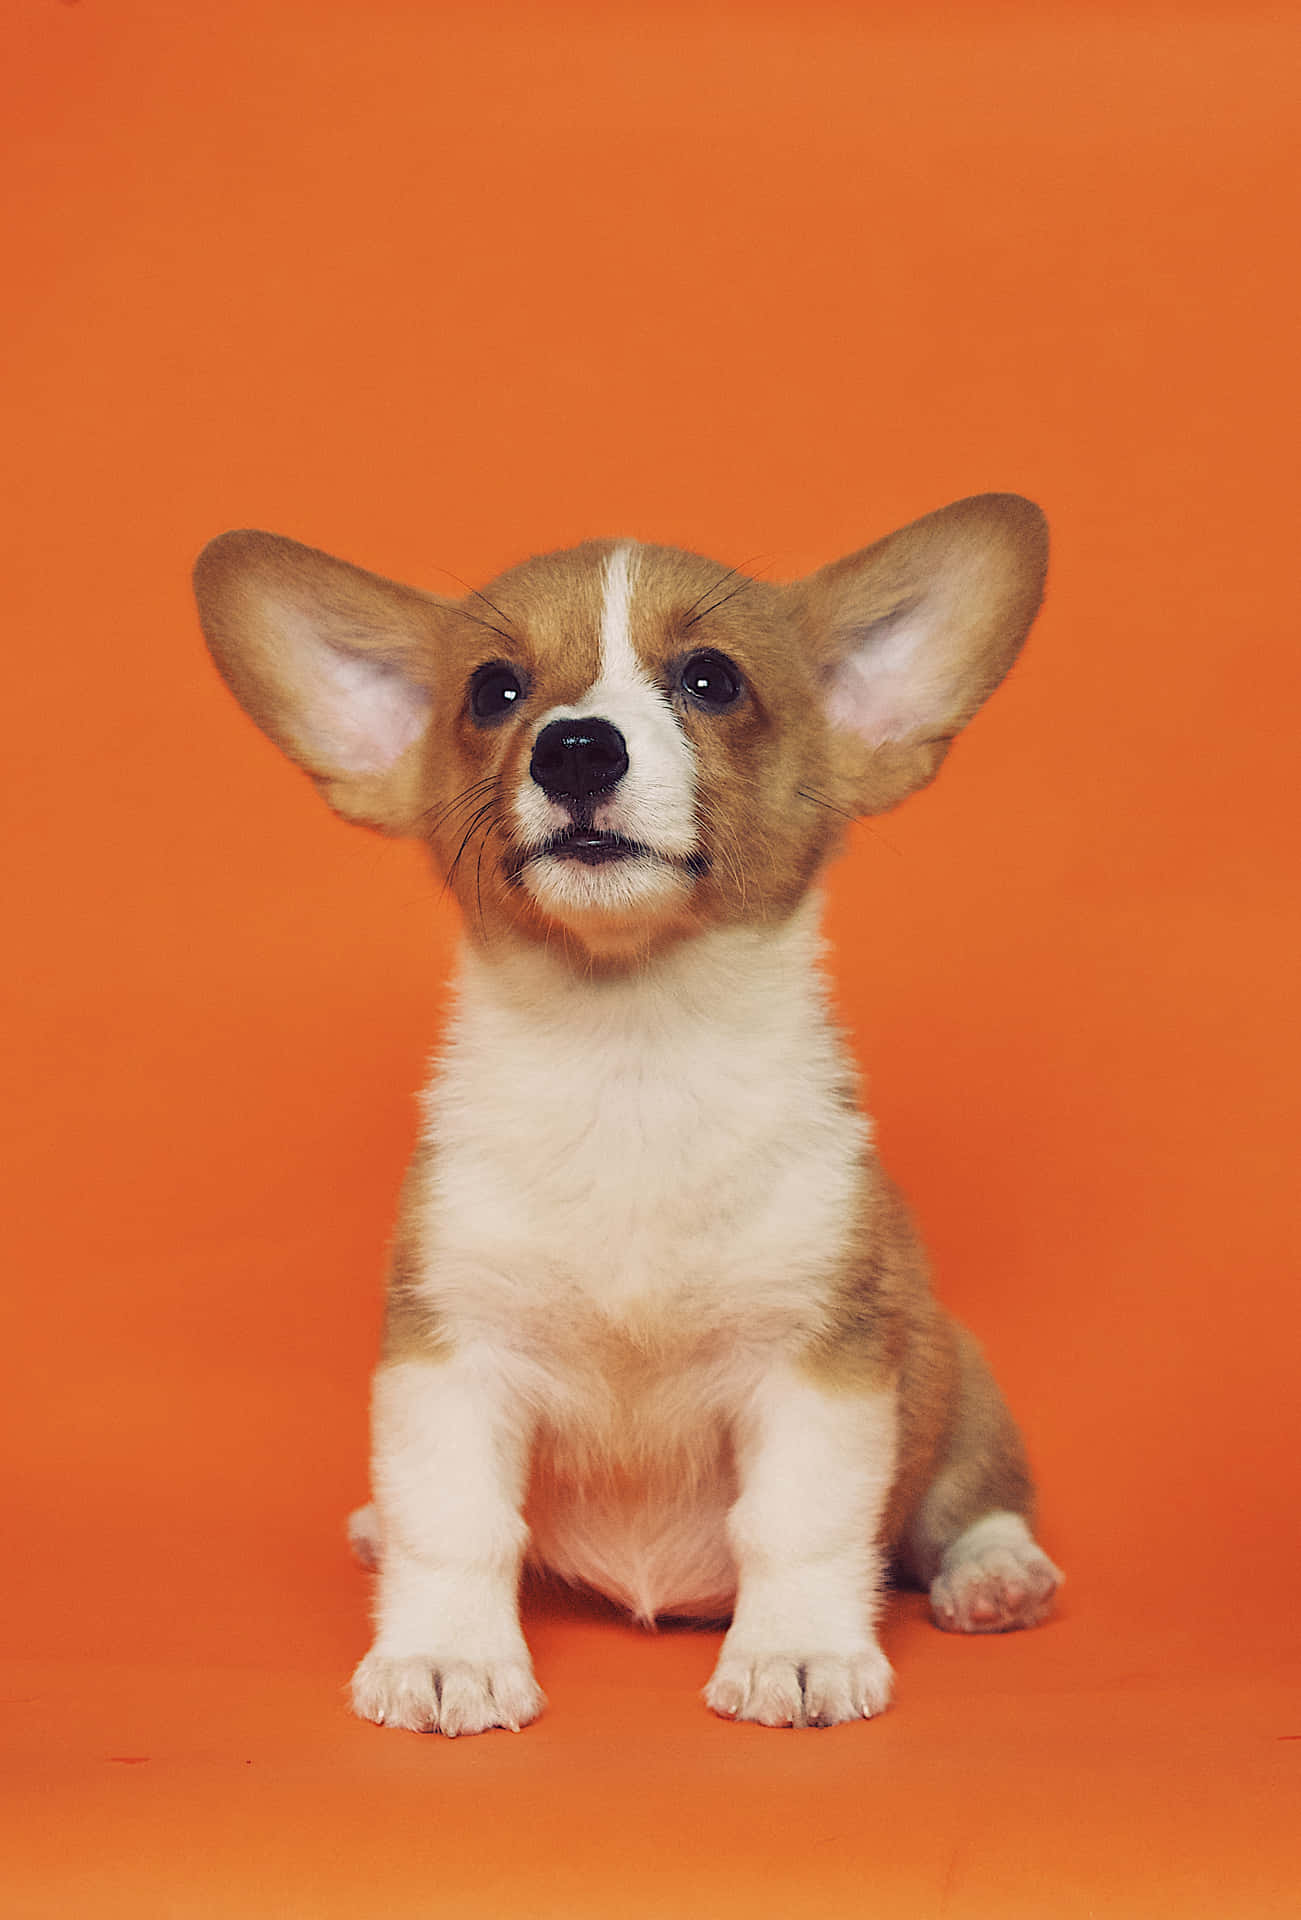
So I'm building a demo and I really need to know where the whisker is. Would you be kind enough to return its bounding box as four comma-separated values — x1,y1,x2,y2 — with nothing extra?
680,563,745,621
473,814,508,939
795,787,859,826
474,827,487,937
419,774,496,821
424,565,520,639
443,796,501,897
679,553,770,626
694,794,750,912
684,575,759,630
467,589,517,634
418,776,499,837
442,603,516,649
796,787,903,857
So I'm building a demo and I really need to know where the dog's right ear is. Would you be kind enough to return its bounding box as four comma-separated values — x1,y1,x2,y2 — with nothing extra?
194,531,451,833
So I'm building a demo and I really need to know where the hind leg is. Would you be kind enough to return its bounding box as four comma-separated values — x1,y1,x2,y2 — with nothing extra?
903,1327,1062,1634
929,1510,1061,1633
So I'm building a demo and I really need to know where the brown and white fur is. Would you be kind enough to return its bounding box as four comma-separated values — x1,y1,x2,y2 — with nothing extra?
194,494,1061,1737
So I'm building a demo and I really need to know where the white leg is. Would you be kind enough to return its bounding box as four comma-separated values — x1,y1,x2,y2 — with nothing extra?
705,1367,896,1729
350,1351,543,1737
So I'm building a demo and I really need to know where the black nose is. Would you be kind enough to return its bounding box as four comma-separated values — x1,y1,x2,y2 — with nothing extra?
530,717,629,802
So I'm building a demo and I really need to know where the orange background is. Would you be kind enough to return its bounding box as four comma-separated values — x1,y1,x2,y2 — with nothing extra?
3,2,1298,1913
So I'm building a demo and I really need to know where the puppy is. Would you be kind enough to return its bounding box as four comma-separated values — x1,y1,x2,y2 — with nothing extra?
194,493,1061,1736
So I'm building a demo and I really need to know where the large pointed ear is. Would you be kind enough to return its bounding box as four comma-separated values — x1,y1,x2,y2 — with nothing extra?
794,494,1048,814
194,531,450,832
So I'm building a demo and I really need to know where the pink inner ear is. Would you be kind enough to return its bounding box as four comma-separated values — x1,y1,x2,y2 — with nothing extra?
826,604,949,746
281,607,432,774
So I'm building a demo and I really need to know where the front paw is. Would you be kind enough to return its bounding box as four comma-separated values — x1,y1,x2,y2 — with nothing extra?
350,1650,544,1737
704,1643,893,1728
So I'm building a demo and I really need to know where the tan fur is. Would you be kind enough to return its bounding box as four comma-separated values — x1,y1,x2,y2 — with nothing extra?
378,1151,447,1365
417,538,849,952
195,495,1059,1734
897,1325,1036,1586
793,1161,1029,1572
794,493,1048,816
196,501,1046,956
193,530,446,833
628,555,847,925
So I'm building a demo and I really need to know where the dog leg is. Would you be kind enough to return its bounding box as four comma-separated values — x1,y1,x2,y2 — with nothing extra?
704,1367,896,1728
929,1509,1062,1632
349,1352,543,1736
902,1325,1063,1632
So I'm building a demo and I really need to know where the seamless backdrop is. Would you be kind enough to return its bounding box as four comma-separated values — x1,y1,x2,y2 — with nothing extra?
3,3,1298,1916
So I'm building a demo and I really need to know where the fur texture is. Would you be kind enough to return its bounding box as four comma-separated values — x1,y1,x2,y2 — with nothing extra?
195,495,1061,1736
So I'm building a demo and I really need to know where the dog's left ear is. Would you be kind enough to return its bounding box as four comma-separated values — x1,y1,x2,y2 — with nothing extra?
794,494,1048,814
194,531,450,833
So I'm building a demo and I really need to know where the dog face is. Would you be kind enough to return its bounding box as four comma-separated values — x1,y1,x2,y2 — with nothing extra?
194,496,1046,959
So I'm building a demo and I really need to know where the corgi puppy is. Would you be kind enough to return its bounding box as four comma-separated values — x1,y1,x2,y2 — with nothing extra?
194,493,1061,1736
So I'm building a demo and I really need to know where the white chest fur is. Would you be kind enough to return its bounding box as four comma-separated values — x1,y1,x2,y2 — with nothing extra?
418,905,867,1367
409,903,871,1617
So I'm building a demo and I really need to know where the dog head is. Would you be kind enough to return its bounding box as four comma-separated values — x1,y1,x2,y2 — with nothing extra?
195,496,1046,961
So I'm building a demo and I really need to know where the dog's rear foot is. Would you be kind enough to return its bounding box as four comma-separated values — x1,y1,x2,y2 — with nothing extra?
930,1511,1061,1633
347,1503,381,1570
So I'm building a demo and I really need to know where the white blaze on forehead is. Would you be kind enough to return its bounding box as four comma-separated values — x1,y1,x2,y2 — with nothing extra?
598,542,642,684
511,538,700,901
572,541,696,855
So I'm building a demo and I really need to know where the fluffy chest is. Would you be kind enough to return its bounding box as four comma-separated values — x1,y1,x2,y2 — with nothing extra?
416,923,871,1362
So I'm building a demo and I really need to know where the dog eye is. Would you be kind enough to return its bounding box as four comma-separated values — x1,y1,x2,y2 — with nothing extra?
469,662,526,723
680,650,744,709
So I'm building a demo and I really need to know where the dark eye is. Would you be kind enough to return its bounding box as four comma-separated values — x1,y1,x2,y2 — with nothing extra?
680,649,744,709
469,661,526,723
